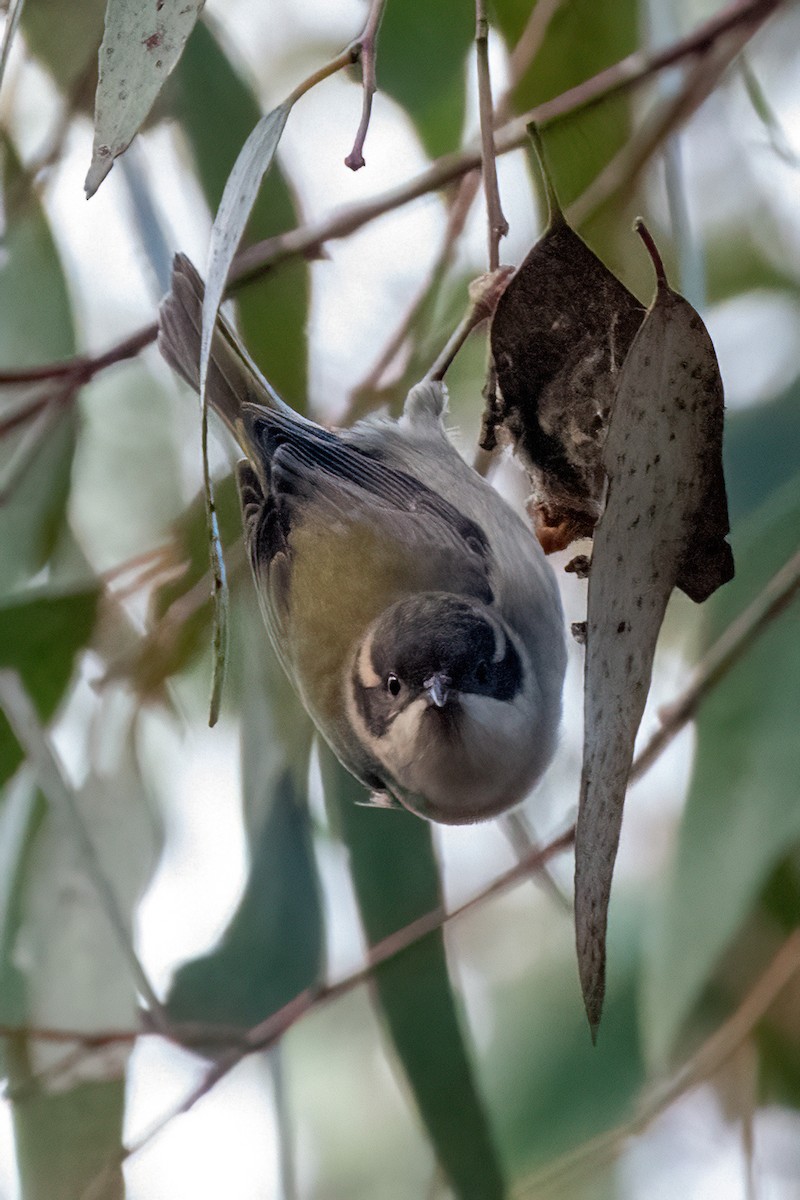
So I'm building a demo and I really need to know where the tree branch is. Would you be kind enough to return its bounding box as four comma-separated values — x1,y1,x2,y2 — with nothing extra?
79,826,575,1189
475,0,507,269
0,0,778,404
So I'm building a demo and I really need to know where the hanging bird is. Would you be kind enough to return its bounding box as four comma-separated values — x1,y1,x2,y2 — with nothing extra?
158,255,566,823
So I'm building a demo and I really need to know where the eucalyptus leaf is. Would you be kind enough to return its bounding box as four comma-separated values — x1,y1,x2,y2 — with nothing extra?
2,727,158,1200
85,0,205,196
7,1054,126,1200
378,0,472,158
490,128,644,552
0,139,77,594
198,101,291,415
0,587,99,787
322,747,505,1200
576,224,733,1034
171,21,309,406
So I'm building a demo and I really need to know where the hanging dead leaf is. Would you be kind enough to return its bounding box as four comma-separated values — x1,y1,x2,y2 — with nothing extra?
575,219,734,1036
490,125,645,553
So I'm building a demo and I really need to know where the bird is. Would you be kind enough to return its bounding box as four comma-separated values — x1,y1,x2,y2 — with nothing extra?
158,255,566,824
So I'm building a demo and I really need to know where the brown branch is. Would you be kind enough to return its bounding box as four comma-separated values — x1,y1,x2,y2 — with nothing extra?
0,321,156,387
234,0,780,289
514,928,800,1197
569,21,752,229
0,0,778,406
80,826,575,1188
475,0,508,269
345,0,388,170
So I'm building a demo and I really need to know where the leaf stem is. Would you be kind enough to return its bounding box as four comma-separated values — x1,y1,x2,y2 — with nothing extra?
344,0,388,170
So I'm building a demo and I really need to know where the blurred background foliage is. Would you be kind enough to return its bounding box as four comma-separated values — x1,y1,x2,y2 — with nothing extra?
0,0,799,1197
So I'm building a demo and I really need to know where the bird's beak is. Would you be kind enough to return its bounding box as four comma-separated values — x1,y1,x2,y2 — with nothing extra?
424,672,451,709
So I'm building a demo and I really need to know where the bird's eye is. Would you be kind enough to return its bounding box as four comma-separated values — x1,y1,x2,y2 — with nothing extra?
475,661,489,686
386,673,401,697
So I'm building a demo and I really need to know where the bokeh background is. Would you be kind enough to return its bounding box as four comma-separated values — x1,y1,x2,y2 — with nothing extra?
1,0,799,1196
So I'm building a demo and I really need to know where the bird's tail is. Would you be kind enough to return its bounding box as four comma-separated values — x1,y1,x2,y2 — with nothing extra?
158,254,289,442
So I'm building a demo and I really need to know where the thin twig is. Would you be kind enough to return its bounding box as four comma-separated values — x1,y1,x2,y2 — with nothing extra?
345,0,388,170
345,0,564,417
569,23,750,229
425,267,513,383
82,826,576,1189
474,0,508,480
475,0,508,269
0,671,170,1036
0,0,778,405
513,928,800,1197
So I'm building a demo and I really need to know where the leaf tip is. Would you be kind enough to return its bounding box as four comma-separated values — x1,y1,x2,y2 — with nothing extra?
527,121,565,230
84,151,114,199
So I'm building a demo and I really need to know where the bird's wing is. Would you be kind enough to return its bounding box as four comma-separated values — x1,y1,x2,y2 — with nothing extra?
240,406,495,615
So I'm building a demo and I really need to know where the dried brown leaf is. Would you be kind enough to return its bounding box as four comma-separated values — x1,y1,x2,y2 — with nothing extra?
490,125,644,552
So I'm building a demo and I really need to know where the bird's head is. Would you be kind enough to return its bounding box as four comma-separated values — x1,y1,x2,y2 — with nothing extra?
346,592,553,823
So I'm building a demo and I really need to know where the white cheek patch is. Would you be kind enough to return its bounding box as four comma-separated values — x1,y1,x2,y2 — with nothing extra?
377,697,428,774
491,621,506,664
356,632,382,688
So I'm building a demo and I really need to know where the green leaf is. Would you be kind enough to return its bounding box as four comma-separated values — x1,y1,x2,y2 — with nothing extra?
0,778,45,1039
378,0,472,158
167,596,323,1033
321,746,505,1200
0,587,99,787
0,139,77,594
71,364,184,567
724,377,800,524
21,0,105,97
493,0,639,206
484,901,644,1179
1,731,157,1200
8,1043,126,1200
85,0,204,196
642,476,800,1067
170,21,309,406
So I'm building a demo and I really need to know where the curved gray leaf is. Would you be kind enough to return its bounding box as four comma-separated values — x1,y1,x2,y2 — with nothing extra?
85,0,205,197
575,223,733,1035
